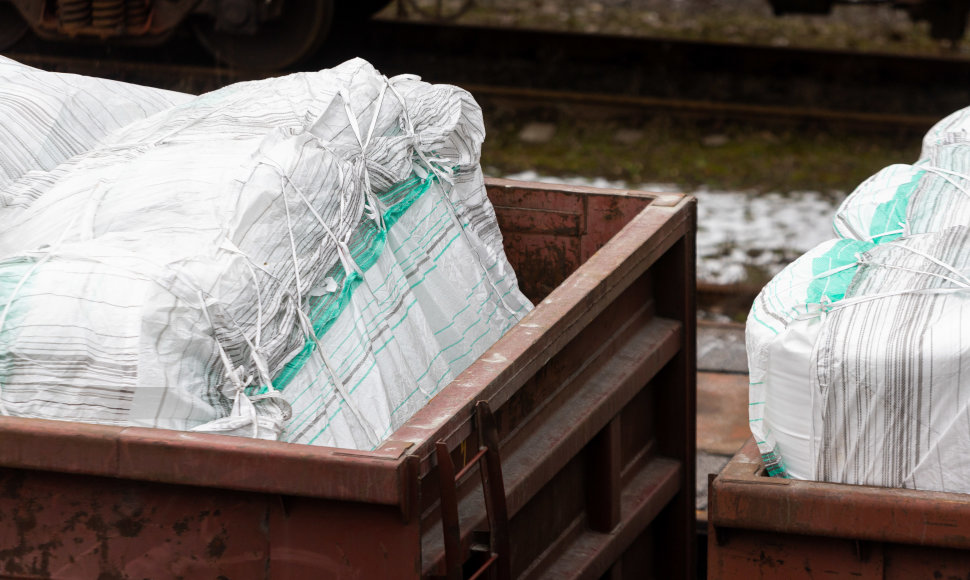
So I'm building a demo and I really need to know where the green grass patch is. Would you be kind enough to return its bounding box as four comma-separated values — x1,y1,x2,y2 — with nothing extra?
482,115,921,193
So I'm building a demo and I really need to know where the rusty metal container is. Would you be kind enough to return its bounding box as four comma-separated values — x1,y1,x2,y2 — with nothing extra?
0,178,697,579
708,438,970,579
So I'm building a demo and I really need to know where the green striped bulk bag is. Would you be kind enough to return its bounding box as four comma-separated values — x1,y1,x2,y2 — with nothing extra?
813,226,970,492
748,237,875,478
0,58,532,449
277,170,530,448
922,105,970,160
832,163,922,244
906,144,970,235
753,159,933,477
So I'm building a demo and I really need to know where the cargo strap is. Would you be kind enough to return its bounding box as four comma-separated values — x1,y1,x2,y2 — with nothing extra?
435,400,511,580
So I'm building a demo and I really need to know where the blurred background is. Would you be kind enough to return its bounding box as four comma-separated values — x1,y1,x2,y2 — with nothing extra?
4,0,968,320
7,0,970,556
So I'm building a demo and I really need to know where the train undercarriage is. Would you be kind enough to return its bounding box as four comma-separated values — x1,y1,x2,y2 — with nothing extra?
3,0,970,72
0,0,391,69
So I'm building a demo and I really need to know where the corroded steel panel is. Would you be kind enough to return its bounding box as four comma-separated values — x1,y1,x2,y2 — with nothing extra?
0,179,696,578
417,185,697,578
0,467,421,579
710,438,970,579
266,495,421,580
0,416,409,506
0,467,270,579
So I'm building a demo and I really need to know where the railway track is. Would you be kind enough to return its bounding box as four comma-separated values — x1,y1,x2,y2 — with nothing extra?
8,48,942,132
7,18,970,122
5,18,962,311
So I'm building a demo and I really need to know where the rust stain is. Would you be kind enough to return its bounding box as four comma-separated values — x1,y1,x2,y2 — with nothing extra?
206,528,229,559
112,502,147,539
172,517,190,536
1,471,25,500
114,516,144,538
0,494,56,578
61,510,88,534
603,199,622,221
85,513,108,535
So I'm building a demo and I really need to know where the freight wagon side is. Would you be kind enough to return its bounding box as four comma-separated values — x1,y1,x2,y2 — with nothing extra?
709,438,970,579
0,178,697,579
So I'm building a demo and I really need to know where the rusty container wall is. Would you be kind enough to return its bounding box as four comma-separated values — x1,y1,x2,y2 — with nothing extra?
0,178,696,579
411,179,697,579
709,438,970,579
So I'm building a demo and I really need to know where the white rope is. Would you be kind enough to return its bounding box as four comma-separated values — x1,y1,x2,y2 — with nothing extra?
810,260,859,281
823,286,970,314
218,300,276,394
280,177,305,305
922,165,970,201
243,260,264,350
793,243,970,320
217,237,270,357
196,290,291,438
870,226,905,241
267,162,364,278
340,84,389,231
198,291,245,393
205,294,294,424
889,240,970,287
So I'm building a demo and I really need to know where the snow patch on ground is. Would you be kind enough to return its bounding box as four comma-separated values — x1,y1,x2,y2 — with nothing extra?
500,171,845,285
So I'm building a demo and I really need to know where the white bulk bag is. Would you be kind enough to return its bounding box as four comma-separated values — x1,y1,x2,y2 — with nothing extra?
0,58,531,450
813,226,970,491
748,238,874,478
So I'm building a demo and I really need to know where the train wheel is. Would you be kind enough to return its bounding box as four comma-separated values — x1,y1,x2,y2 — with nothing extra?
403,0,475,21
336,0,394,21
0,3,29,51
193,0,334,70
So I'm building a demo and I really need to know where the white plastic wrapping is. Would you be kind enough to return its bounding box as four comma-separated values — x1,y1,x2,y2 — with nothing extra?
748,238,872,478
0,57,532,450
750,102,970,492
0,56,191,198
815,227,970,490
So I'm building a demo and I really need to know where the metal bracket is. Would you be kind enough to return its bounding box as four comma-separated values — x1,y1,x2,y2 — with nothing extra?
435,400,511,580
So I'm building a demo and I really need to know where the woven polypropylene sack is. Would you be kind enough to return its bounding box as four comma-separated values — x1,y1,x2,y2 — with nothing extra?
0,58,531,449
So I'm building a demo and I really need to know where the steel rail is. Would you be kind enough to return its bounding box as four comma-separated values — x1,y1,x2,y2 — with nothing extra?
5,17,970,119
